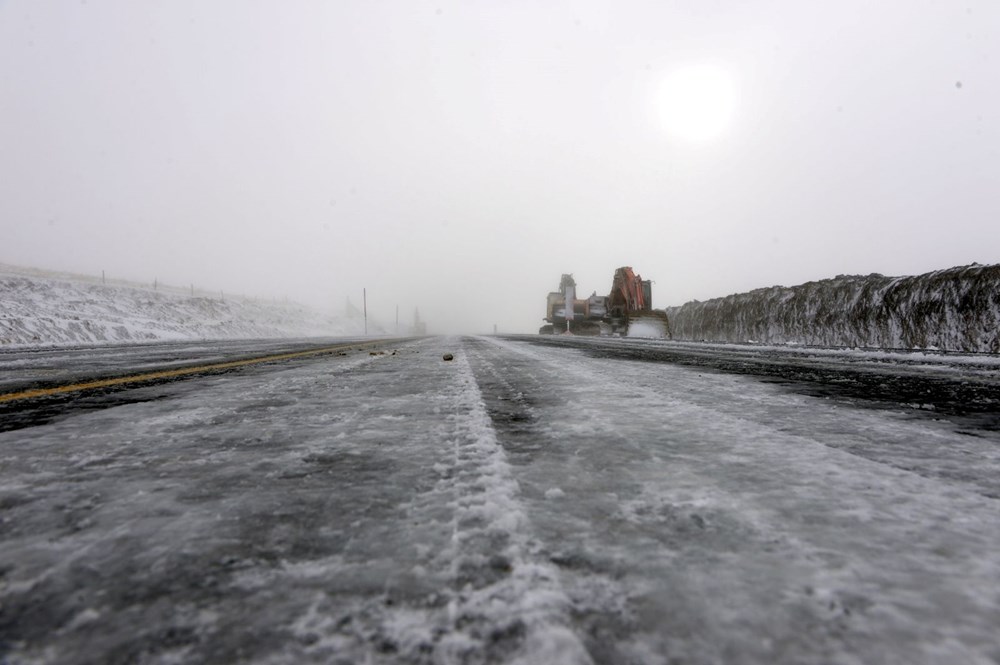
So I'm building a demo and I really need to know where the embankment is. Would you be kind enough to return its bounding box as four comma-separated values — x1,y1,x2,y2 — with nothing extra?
666,264,1000,353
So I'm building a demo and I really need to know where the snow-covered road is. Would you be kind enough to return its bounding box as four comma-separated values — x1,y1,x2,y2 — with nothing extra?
1,336,998,664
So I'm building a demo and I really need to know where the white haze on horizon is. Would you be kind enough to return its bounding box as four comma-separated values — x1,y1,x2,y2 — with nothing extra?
2,1,998,334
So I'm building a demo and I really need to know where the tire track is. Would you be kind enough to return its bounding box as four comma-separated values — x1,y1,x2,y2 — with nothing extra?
427,346,591,664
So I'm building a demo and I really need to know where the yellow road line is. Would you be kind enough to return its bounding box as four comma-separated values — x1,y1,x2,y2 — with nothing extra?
0,342,379,404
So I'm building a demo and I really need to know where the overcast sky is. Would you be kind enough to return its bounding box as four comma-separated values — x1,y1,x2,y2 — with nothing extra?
2,1,997,333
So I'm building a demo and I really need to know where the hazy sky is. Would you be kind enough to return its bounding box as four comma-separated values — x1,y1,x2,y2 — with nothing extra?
2,1,998,333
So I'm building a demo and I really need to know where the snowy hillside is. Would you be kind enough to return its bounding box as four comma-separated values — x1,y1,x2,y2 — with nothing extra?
666,263,1000,353
0,265,372,346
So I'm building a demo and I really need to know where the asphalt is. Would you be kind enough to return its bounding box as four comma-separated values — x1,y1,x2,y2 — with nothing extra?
2,336,999,664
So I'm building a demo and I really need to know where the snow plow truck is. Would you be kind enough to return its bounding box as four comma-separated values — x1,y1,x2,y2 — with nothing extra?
539,267,670,338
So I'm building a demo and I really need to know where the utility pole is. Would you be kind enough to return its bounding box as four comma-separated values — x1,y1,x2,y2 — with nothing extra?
363,288,368,336
395,305,399,335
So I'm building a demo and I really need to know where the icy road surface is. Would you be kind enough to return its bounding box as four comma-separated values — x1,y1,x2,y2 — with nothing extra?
1,336,999,664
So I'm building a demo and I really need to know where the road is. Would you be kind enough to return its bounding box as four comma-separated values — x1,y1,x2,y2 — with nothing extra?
1,336,999,665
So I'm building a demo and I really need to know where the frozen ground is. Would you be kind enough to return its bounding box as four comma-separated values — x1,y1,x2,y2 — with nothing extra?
0,264,369,346
1,336,999,664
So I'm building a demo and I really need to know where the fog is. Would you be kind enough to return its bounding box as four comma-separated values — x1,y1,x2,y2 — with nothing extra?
2,1,998,334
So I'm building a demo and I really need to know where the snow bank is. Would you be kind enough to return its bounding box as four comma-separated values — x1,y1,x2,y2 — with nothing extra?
666,263,1000,353
0,264,370,346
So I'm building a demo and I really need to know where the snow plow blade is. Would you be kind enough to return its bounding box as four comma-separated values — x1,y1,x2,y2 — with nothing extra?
625,312,670,339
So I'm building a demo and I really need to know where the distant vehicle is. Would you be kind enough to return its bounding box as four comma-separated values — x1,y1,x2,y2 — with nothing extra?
539,267,670,338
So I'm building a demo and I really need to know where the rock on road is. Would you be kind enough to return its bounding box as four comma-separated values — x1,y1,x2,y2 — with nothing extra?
1,336,999,665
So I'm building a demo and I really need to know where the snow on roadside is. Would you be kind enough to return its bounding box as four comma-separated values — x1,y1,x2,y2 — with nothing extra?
0,264,368,346
665,263,1000,353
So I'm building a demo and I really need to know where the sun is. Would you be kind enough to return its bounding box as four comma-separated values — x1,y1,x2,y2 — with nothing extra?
655,64,737,141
